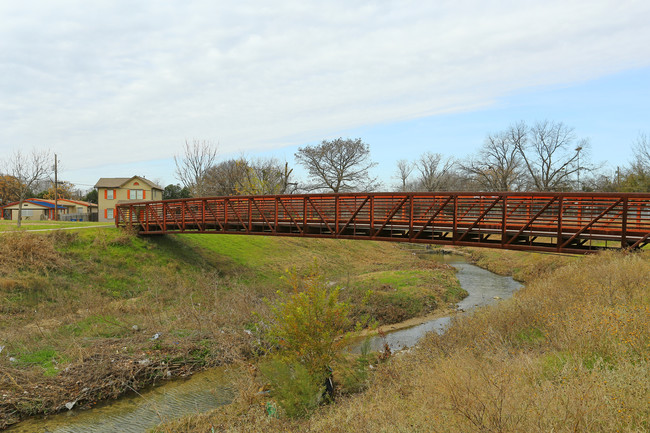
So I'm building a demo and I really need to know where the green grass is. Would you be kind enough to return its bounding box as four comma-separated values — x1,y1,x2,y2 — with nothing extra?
347,268,465,324
355,269,431,289
1,226,468,428
515,326,545,344
0,220,110,231
62,315,131,338
17,348,68,377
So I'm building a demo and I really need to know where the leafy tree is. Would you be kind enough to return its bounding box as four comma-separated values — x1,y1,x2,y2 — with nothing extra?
236,158,295,195
203,157,295,196
202,159,249,196
41,181,75,200
163,183,191,200
620,133,650,192
295,138,378,192
0,174,21,206
83,189,98,204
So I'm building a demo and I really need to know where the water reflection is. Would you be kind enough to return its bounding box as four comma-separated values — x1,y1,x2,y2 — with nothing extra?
351,255,522,353
7,368,234,433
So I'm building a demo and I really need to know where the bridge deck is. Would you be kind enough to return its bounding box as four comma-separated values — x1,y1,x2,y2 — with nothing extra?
115,192,650,254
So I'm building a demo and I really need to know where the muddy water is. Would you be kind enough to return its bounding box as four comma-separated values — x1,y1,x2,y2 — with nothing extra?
6,367,234,433
350,255,522,353
8,255,521,432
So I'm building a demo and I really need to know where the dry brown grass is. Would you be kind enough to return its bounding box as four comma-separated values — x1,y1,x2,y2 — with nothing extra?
156,251,650,433
1,230,461,429
0,231,69,275
466,247,577,282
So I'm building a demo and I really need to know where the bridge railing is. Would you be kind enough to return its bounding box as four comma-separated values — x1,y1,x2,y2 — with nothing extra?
116,192,650,254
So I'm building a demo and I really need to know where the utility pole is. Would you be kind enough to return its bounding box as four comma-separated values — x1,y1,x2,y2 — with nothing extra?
575,145,582,191
54,154,58,221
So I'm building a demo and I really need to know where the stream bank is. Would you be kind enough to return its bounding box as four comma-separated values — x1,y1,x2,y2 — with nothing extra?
6,254,522,433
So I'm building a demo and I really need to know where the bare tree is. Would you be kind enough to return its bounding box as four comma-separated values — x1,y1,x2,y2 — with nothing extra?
295,138,378,192
174,139,218,196
413,152,455,191
393,159,415,191
632,133,650,169
460,130,525,191
514,120,588,191
2,149,51,227
203,157,296,196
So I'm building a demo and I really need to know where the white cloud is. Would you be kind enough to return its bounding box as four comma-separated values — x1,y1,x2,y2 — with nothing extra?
1,0,649,173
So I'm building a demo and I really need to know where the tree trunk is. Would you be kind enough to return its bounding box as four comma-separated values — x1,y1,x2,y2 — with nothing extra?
16,198,23,228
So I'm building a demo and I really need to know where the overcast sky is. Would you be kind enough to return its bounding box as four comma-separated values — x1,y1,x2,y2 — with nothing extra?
1,0,649,189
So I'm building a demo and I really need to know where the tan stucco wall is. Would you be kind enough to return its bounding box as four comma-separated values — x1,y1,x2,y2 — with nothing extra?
97,177,162,222
2,202,51,221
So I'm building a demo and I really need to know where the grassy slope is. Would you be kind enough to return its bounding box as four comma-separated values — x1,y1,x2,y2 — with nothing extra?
464,247,578,282
0,229,460,428
157,251,650,433
0,220,110,231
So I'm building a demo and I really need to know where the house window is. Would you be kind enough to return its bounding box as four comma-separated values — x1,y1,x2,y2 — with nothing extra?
130,189,144,200
106,189,114,200
107,208,114,219
23,209,33,217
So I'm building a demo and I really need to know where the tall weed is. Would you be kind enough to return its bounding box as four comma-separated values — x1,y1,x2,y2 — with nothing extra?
0,232,66,275
163,251,649,432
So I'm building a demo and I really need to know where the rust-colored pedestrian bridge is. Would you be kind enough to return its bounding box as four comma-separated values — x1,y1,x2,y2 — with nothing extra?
116,192,650,254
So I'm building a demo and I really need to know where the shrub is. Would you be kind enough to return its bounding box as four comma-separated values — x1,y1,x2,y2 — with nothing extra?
336,338,373,394
265,263,351,378
261,263,351,417
259,358,324,418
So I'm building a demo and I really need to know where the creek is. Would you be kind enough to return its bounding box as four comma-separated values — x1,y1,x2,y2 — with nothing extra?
7,255,521,433
349,254,522,353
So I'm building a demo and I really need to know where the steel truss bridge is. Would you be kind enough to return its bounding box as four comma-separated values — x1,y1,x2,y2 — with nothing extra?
116,192,650,254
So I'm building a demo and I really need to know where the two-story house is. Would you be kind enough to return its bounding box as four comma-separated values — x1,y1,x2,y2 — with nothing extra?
94,176,163,222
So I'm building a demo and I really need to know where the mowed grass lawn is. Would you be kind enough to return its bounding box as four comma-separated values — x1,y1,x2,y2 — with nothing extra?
0,219,111,231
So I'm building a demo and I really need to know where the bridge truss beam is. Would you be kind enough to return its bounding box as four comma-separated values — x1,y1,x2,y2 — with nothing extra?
116,192,650,254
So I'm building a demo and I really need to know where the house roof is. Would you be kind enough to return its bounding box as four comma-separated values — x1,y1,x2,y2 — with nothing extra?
94,178,131,188
94,176,163,190
1,199,67,210
38,198,98,208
